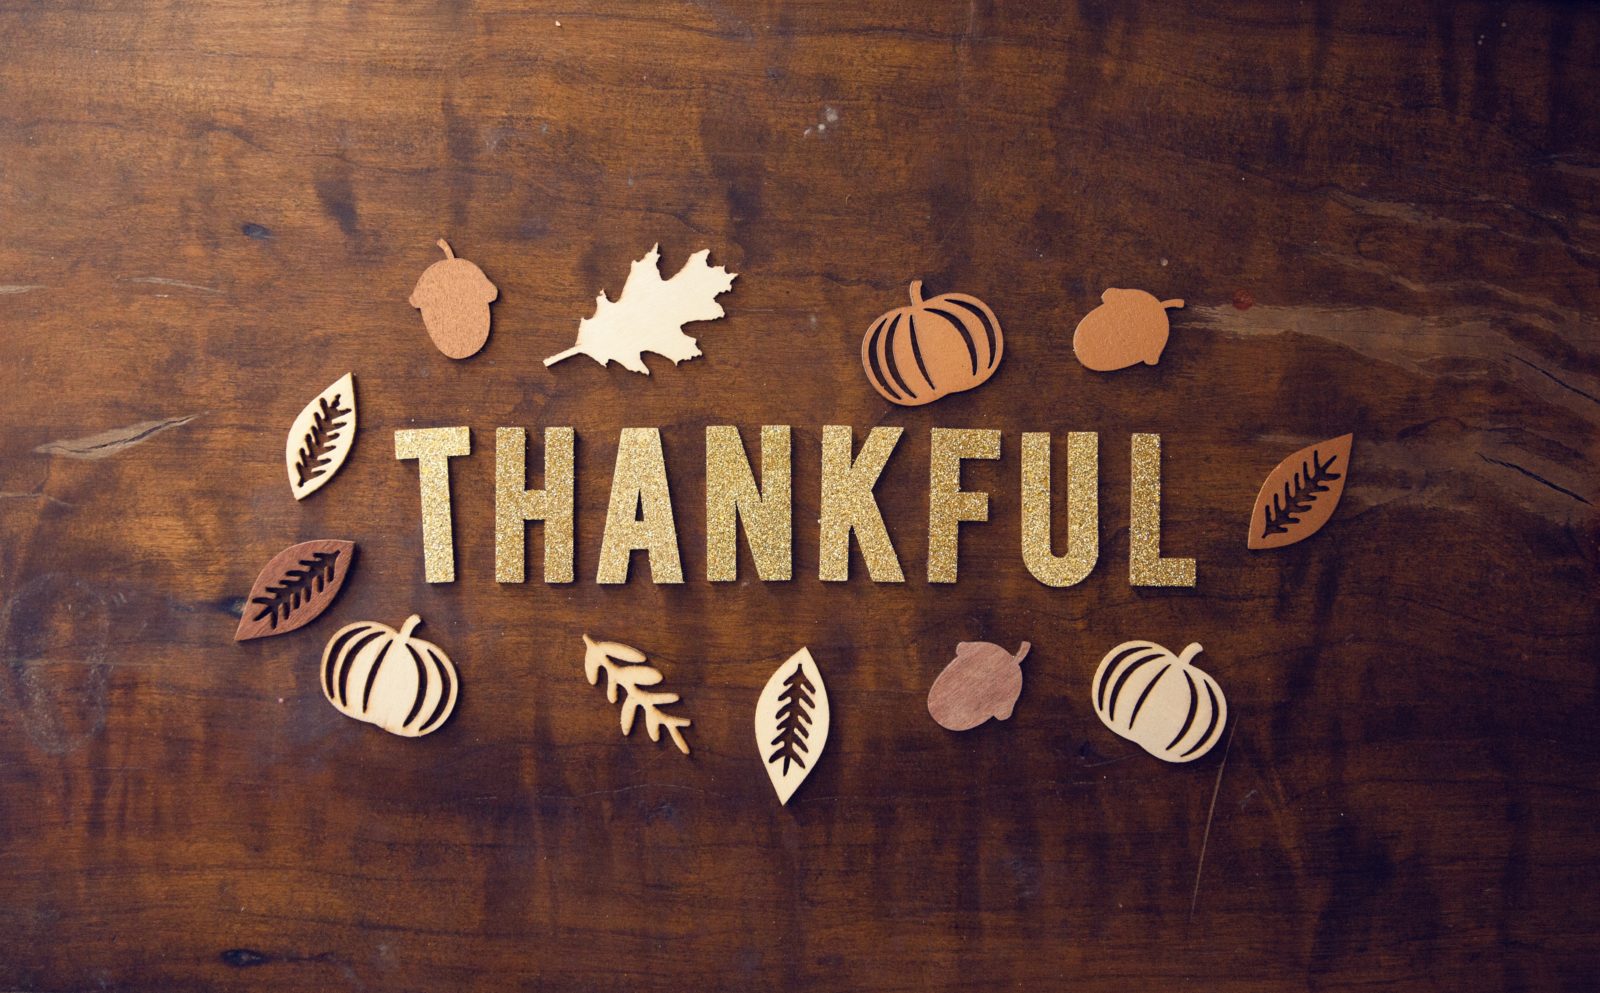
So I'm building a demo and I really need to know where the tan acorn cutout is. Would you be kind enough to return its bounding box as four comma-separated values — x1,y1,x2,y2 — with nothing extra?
1072,289,1185,372
581,634,691,754
322,615,458,737
1093,641,1226,763
234,539,355,641
756,647,829,805
410,239,498,359
1248,434,1353,550
861,281,1003,406
927,641,1030,731
545,245,736,374
286,373,356,500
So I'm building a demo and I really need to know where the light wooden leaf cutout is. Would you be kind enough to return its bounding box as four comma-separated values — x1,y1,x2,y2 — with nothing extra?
755,647,829,805
235,539,355,641
544,245,736,375
581,634,691,754
286,373,356,499
1247,434,1353,549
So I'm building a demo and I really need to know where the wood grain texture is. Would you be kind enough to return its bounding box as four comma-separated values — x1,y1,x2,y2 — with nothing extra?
1,1,1598,990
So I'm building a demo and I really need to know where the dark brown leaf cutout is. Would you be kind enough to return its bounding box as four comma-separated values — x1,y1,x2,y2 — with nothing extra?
234,540,355,641
1247,435,1353,550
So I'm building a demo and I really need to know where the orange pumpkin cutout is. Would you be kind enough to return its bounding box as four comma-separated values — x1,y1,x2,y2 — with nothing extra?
1072,288,1184,372
861,281,1003,406
410,239,498,359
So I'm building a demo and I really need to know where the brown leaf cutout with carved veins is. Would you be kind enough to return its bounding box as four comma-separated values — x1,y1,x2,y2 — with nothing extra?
286,373,356,499
1247,434,1353,549
235,540,356,641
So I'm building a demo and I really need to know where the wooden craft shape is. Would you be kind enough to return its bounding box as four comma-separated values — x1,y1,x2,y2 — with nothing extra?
755,647,829,805
409,239,498,359
234,539,355,641
1072,289,1184,372
927,641,1030,731
861,281,1003,406
545,245,736,375
1247,434,1353,549
322,615,458,737
1092,640,1226,763
286,372,356,500
580,634,690,754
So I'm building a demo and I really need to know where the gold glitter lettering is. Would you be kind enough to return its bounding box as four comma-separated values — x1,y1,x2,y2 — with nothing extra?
1129,432,1196,587
597,428,683,584
927,428,1001,583
706,425,792,582
495,427,575,584
818,425,904,582
394,426,471,584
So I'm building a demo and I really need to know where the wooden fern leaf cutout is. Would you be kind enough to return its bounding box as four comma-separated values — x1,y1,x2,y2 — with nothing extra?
755,647,830,805
580,634,691,754
234,539,356,641
544,245,736,375
286,373,357,499
1247,434,1354,550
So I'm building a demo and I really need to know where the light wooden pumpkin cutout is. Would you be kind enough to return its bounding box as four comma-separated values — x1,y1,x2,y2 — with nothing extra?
286,373,356,499
1072,289,1184,372
1092,640,1226,763
861,281,1004,406
580,634,691,754
322,615,458,738
927,641,1029,731
545,245,736,375
410,239,498,359
755,647,830,805
234,539,355,641
1247,434,1353,549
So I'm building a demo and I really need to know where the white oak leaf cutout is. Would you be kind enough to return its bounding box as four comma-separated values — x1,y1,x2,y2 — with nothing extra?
581,634,691,755
544,245,736,375
755,647,829,805
286,373,356,500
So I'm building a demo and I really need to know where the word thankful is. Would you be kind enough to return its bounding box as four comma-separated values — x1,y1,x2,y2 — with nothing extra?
394,426,1197,588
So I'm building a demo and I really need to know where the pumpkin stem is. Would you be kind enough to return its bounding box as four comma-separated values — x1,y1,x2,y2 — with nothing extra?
398,614,424,641
1161,298,1184,309
1014,641,1031,665
908,280,925,306
437,239,454,260
1178,642,1204,665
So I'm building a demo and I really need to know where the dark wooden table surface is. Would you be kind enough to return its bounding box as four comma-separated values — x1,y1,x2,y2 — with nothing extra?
3,2,1597,990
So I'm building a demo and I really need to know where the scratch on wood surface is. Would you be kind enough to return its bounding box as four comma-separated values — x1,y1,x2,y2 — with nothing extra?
1478,453,1592,505
0,284,46,295
121,276,221,294
34,414,199,460
1190,722,1237,923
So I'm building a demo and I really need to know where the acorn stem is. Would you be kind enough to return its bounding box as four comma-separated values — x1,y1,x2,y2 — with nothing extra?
908,280,924,306
399,614,424,641
437,239,454,260
1015,641,1032,664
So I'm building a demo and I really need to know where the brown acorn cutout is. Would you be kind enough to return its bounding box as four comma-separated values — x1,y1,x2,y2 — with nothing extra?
1072,288,1185,372
410,239,498,359
1247,434,1353,550
927,641,1030,731
861,281,1003,406
235,539,355,641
